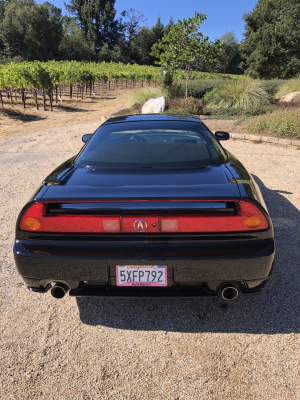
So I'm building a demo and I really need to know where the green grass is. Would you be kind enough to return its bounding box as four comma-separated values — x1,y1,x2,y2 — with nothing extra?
205,77,270,110
243,108,300,138
276,76,300,98
127,87,165,108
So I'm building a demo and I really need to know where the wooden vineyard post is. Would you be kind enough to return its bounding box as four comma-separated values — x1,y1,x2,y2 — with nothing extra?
43,94,46,111
55,85,58,103
70,85,72,99
34,89,39,110
21,89,26,109
0,91,3,107
48,90,53,111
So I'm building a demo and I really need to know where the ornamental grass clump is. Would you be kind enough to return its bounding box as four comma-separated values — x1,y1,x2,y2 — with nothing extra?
127,87,165,108
205,77,270,110
276,76,300,98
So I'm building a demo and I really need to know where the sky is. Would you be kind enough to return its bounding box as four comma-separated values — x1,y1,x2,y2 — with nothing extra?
37,0,258,42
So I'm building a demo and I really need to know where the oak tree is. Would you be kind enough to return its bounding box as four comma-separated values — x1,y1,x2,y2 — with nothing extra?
241,0,300,78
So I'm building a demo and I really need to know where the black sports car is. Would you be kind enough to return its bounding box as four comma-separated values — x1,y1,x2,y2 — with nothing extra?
14,114,275,301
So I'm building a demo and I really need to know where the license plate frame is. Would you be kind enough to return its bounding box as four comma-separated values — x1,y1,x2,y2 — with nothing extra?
116,265,167,287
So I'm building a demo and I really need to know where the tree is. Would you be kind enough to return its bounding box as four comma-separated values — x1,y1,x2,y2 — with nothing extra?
131,17,173,65
59,17,94,61
66,0,120,56
241,0,300,79
216,31,243,75
0,0,62,61
120,8,146,56
151,12,222,102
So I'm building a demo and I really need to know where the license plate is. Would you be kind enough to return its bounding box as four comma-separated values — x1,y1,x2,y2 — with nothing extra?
116,265,167,287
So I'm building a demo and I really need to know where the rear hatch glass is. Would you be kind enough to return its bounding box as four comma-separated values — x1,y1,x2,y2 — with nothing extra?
76,121,227,169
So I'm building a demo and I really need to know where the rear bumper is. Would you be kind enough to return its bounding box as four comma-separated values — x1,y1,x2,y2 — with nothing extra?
14,236,275,297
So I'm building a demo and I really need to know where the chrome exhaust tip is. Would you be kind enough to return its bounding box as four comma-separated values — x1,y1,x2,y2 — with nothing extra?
221,286,239,301
50,283,69,299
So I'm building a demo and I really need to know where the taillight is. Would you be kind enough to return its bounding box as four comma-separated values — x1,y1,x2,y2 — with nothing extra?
159,201,268,233
19,200,269,233
19,202,121,233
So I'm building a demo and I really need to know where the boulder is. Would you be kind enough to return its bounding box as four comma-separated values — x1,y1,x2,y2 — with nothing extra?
142,96,166,114
279,91,300,102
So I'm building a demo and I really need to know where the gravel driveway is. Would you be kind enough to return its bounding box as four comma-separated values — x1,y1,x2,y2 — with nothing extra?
1,120,300,399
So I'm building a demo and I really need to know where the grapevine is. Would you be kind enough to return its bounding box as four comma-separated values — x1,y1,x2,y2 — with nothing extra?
0,61,239,111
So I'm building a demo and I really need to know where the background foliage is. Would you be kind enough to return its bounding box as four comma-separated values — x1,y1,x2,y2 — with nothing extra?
241,0,300,79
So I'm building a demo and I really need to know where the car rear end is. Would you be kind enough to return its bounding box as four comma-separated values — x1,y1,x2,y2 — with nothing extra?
14,194,274,300
13,116,275,300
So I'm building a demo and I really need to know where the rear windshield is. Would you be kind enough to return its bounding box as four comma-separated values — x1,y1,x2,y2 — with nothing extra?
76,120,227,169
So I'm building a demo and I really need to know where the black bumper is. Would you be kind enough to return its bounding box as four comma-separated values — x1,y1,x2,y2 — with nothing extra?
13,236,275,297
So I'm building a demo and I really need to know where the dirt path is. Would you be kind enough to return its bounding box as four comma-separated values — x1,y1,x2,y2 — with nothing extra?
0,87,138,139
1,97,300,399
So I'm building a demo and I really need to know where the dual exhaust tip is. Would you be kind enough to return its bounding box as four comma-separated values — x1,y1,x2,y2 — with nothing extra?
221,286,239,301
50,283,69,299
49,283,239,300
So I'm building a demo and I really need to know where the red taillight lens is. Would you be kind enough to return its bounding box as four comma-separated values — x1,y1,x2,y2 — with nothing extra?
19,200,269,233
19,202,121,233
160,201,268,233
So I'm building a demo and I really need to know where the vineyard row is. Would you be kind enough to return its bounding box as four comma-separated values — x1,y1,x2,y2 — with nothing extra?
0,79,155,111
0,61,239,111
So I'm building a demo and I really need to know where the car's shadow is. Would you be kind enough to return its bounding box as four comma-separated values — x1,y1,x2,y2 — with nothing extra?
77,175,300,334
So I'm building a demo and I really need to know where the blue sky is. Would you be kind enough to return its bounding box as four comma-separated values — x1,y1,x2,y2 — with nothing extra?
39,0,258,42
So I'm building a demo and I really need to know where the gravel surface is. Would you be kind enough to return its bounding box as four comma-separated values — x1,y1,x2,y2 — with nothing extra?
1,119,300,400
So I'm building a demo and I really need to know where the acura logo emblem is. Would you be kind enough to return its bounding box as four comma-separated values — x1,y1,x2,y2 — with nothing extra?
133,220,147,232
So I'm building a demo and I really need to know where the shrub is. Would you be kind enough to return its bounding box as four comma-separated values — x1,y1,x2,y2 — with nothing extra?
169,79,229,99
243,108,300,137
261,80,285,99
127,87,165,108
203,86,222,101
205,77,270,110
166,97,203,115
159,66,174,90
276,76,300,98
186,98,203,114
205,105,271,120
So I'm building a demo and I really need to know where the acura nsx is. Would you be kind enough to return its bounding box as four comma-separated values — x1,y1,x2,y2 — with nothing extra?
14,114,275,300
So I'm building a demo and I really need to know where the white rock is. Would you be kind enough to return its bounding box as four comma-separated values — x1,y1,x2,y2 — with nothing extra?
279,91,300,102
142,96,165,114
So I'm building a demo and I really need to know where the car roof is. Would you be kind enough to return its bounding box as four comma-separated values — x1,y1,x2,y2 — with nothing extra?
103,114,201,125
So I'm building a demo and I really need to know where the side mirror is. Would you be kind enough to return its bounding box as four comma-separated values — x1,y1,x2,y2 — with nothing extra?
215,131,230,141
82,134,92,143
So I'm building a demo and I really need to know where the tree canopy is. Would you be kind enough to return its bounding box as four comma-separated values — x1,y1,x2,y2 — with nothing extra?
241,0,300,79
216,32,243,75
151,12,222,100
66,0,120,55
0,0,62,61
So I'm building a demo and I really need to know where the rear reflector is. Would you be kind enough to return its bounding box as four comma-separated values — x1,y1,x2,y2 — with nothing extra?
245,216,262,228
103,219,120,232
19,200,269,233
161,220,178,232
